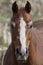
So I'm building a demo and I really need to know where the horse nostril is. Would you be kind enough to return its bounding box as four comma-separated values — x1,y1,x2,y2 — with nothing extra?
20,52,22,56
16,48,19,54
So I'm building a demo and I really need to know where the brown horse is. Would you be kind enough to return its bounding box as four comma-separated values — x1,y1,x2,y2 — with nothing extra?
3,1,43,65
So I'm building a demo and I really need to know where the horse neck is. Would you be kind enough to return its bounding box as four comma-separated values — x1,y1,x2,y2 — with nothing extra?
29,27,43,54
30,27,40,51
29,27,43,65
31,27,43,45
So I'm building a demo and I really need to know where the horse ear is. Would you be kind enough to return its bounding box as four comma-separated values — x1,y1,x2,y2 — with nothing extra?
25,1,31,13
12,1,18,14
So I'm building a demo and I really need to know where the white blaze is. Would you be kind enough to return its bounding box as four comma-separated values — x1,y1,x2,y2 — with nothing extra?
20,17,26,53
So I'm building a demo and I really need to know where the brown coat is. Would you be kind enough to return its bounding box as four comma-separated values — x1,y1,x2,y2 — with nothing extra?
3,27,43,65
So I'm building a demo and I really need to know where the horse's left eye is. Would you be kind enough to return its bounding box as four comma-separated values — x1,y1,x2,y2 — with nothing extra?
28,21,33,28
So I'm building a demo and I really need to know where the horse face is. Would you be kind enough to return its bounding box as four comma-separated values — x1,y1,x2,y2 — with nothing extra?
11,1,32,61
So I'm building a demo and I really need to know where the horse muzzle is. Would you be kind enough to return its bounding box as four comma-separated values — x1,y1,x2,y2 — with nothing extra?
15,47,29,61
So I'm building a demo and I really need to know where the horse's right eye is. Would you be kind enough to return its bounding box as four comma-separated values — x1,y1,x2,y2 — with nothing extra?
11,22,15,29
11,24,14,29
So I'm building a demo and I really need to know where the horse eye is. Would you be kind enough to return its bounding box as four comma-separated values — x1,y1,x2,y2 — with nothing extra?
11,22,15,28
28,21,33,28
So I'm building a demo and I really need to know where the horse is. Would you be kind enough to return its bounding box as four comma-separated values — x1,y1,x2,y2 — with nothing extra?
33,19,43,31
3,1,43,65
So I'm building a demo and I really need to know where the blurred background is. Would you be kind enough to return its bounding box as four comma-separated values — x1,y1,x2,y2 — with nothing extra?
0,0,43,65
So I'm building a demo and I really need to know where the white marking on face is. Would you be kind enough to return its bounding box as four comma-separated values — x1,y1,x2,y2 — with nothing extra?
20,17,26,53
11,22,15,27
24,56,27,60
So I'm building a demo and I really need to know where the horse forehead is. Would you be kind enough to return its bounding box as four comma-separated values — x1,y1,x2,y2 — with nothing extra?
19,8,25,13
18,8,27,16
19,10,31,21
11,8,31,24
20,17,26,26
